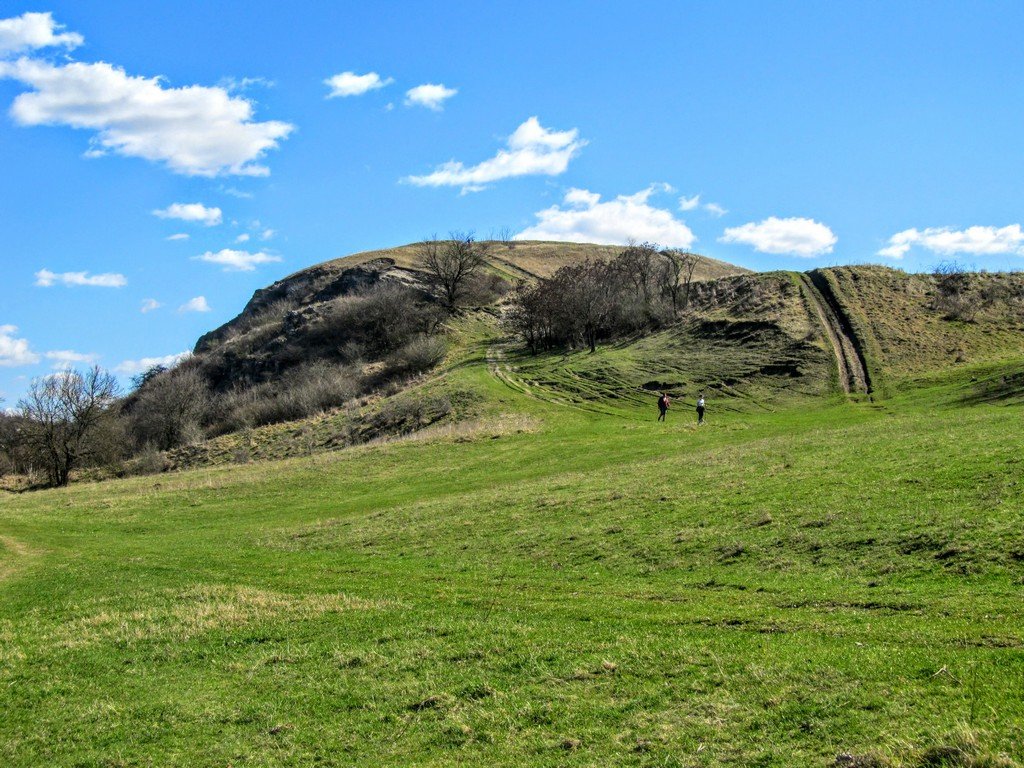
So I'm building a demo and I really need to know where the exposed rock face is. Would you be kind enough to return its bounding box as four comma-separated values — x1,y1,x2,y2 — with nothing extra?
195,258,424,354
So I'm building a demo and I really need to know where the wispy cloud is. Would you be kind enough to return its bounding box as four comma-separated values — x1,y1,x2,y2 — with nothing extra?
404,117,585,193
166,233,190,241
153,202,222,226
877,224,1024,259
679,194,727,217
0,324,40,367
193,248,282,272
35,269,127,287
178,296,211,313
44,349,99,370
404,83,457,111
140,299,161,313
517,184,696,247
720,216,837,257
114,351,191,375
325,70,393,98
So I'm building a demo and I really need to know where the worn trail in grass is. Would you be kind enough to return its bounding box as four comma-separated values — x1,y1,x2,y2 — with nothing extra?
1,351,1023,766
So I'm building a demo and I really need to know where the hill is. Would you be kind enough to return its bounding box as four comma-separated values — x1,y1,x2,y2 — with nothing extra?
4,244,1024,763
148,260,1024,471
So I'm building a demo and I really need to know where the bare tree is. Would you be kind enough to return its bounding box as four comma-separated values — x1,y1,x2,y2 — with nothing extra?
419,231,489,308
495,225,516,250
617,241,661,307
128,367,210,451
661,249,700,317
17,366,120,486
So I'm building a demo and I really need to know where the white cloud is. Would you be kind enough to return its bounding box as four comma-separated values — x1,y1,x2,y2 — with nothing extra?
0,58,294,176
260,228,275,240
0,325,40,367
0,12,83,57
516,185,696,247
193,248,282,272
324,71,393,98
235,233,250,243
679,194,701,211
404,116,585,192
178,296,211,313
166,233,189,241
720,216,837,257
44,349,99,370
140,299,161,313
35,269,127,287
220,186,253,199
153,202,222,226
679,194,726,217
877,225,1024,259
404,83,457,111
114,351,191,375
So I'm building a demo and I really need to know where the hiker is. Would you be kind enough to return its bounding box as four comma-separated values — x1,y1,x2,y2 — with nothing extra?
657,392,670,421
696,394,706,424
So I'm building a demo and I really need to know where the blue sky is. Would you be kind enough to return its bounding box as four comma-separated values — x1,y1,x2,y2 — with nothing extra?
2,1,1023,403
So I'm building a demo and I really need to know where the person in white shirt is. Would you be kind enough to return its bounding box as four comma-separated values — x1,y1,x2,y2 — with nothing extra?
696,394,706,424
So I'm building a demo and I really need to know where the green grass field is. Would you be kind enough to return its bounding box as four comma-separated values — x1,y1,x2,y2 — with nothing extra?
2,319,1023,766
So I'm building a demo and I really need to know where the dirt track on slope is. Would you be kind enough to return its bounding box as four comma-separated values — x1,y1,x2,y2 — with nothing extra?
799,272,872,396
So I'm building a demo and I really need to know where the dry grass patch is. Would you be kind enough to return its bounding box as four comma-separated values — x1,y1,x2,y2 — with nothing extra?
51,584,385,650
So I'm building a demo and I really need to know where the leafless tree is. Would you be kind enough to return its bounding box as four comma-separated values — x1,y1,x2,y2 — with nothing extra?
495,225,516,250
616,240,661,307
128,367,210,451
17,366,121,486
419,231,489,308
661,249,701,316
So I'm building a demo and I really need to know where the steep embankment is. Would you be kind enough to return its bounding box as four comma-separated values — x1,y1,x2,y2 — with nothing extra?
798,271,872,396
814,266,1024,392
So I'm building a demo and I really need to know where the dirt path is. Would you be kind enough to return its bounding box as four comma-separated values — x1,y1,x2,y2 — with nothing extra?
799,272,872,396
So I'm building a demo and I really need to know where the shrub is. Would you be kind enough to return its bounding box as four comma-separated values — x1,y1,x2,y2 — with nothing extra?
384,336,447,377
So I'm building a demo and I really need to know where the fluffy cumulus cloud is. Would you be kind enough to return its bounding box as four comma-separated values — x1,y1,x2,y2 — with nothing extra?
193,248,282,272
44,349,99,370
405,117,585,193
720,216,837,257
877,224,1024,259
0,11,83,57
178,296,210,313
516,185,696,247
153,202,222,226
0,325,40,367
114,351,191,376
0,56,294,176
35,269,127,287
404,83,457,111
324,70,393,98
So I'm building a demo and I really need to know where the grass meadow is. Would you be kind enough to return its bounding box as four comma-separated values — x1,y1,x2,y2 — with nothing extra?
1,333,1023,766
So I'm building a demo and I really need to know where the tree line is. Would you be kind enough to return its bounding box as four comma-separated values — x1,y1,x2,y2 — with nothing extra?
506,242,701,352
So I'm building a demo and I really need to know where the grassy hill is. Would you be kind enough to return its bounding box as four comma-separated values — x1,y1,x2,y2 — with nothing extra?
4,255,1024,764
321,239,751,280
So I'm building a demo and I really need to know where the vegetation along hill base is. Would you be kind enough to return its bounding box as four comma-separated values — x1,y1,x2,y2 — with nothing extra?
2,239,1024,766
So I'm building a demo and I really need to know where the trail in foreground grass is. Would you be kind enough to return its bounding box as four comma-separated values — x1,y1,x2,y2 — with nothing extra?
1,365,1022,766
